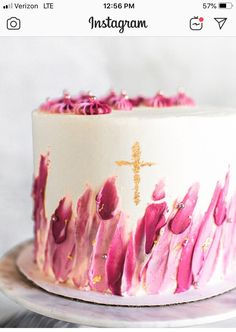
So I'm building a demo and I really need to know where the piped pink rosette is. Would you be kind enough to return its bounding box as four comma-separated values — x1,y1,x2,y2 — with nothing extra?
144,91,195,108
74,96,112,115
144,92,172,107
41,93,111,116
103,90,133,111
40,92,77,114
39,89,195,115
171,91,195,106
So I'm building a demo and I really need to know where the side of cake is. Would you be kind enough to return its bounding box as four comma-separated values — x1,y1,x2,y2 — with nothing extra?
32,91,236,298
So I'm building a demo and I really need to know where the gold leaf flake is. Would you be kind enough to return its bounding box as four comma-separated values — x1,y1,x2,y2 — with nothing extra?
202,237,212,251
174,242,182,251
92,275,102,284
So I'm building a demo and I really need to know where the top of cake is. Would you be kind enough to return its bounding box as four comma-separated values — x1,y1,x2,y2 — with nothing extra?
39,90,195,115
36,90,236,119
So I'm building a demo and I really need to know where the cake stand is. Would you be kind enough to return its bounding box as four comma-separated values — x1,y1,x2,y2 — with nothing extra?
1,240,236,328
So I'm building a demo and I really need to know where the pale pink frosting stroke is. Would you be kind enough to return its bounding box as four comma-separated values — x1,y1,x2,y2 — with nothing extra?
222,194,236,274
159,228,190,293
131,217,148,290
144,228,172,294
213,172,229,226
197,226,222,287
230,216,236,269
51,197,72,244
152,179,165,201
229,194,236,262
191,181,222,283
32,154,50,263
120,215,147,294
72,187,99,288
44,197,75,282
175,222,201,293
96,177,119,220
169,183,199,234
52,228,76,282
121,234,136,294
153,189,196,294
106,213,128,295
89,215,120,292
197,174,230,282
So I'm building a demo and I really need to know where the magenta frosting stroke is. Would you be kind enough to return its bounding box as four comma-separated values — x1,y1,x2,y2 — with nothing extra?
32,153,50,266
89,177,121,292
106,213,128,295
96,177,119,220
43,196,76,282
144,203,167,254
121,200,168,295
168,183,199,234
32,155,236,296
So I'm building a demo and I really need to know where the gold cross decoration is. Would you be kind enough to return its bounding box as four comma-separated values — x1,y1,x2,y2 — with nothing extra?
115,142,155,205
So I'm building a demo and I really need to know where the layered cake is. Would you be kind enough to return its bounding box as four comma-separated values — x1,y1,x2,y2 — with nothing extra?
30,90,236,303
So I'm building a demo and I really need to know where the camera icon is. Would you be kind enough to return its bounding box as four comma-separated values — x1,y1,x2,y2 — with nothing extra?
7,17,21,30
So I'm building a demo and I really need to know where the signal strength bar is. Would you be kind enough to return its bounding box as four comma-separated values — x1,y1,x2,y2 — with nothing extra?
3,3,13,9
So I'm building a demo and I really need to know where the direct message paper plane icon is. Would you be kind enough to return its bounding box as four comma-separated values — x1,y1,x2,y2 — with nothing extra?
214,17,227,29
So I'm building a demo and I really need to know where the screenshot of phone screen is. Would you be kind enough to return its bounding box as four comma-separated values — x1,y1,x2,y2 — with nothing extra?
0,0,236,329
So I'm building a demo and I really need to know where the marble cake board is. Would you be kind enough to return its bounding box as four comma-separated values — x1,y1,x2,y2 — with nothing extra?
1,241,236,327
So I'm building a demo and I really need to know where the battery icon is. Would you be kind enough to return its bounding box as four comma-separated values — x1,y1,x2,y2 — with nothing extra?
219,2,234,8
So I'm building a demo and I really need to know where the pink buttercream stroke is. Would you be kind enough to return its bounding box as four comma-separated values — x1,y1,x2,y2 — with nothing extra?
72,188,99,288
44,197,75,282
32,153,49,265
33,156,236,296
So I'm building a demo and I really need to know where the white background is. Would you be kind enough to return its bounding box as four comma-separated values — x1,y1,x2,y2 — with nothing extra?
0,36,236,324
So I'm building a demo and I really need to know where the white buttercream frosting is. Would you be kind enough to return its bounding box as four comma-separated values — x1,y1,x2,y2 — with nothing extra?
32,106,236,229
